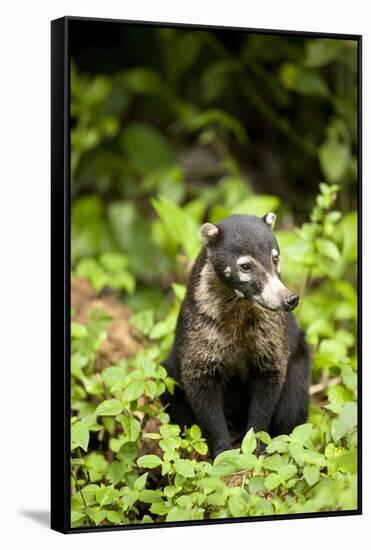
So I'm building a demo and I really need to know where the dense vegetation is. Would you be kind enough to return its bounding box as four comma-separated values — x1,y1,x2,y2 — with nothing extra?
69,27,358,528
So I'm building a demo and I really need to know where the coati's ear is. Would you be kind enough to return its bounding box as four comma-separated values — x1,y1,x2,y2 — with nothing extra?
263,212,276,230
200,223,220,245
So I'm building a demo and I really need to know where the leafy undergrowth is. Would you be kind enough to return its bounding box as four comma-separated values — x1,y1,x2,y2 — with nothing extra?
70,184,358,527
71,316,357,528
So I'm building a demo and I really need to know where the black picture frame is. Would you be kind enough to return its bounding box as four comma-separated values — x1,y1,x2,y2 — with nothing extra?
51,15,362,534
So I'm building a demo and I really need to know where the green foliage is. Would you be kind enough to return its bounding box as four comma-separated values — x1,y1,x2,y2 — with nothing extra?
70,30,358,527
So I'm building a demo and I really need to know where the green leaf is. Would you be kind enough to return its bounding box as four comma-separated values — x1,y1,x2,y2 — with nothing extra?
121,415,141,442
303,465,320,486
120,122,174,173
331,402,357,442
306,39,343,67
95,486,117,507
319,139,350,183
106,510,124,524
71,420,89,452
150,502,170,516
189,424,202,440
134,472,148,491
332,449,357,474
71,322,88,340
265,473,282,491
174,459,195,478
228,495,247,517
95,399,123,416
130,309,154,335
71,510,85,523
123,380,145,402
241,428,257,454
291,423,313,444
108,460,126,485
139,490,164,503
193,441,208,455
280,63,329,97
102,366,126,390
166,506,190,522
137,454,162,469
172,283,186,302
315,238,342,262
230,195,281,217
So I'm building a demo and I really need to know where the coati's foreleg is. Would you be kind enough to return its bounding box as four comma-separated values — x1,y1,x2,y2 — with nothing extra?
269,338,310,436
182,373,232,458
246,369,285,434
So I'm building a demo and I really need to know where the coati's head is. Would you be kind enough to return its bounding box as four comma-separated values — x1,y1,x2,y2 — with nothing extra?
200,214,299,312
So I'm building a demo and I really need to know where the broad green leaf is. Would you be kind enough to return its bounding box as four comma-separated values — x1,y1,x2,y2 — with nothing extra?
71,420,89,452
303,465,320,486
241,428,257,454
134,472,148,491
108,460,126,485
331,402,357,442
123,380,145,402
166,506,190,522
332,449,357,474
106,510,123,524
102,366,126,390
137,454,162,469
189,424,202,440
139,490,164,503
120,122,174,173
174,459,195,478
280,63,329,97
71,510,85,523
316,238,342,262
121,415,141,442
291,423,313,444
319,139,350,183
95,399,123,416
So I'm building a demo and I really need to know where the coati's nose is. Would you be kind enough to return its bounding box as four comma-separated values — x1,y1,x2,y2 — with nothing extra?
284,293,299,311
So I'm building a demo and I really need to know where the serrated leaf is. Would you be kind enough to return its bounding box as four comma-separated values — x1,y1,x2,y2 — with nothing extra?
95,399,123,416
174,459,195,478
137,454,162,469
123,380,144,402
121,415,141,442
108,460,126,485
71,421,89,452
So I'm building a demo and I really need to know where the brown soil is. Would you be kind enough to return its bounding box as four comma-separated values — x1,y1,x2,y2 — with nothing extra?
71,277,140,370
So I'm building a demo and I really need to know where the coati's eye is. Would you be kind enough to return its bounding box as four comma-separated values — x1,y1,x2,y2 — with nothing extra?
273,255,279,265
239,263,251,273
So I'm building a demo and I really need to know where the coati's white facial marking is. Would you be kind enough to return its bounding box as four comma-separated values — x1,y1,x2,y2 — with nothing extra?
234,290,244,298
272,249,281,273
260,273,286,309
224,266,232,277
236,255,252,266
236,255,253,282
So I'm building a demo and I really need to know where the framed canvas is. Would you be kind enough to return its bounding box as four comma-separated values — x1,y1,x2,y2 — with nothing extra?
51,16,362,533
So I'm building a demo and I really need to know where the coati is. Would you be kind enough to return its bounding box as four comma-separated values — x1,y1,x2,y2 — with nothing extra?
162,213,310,458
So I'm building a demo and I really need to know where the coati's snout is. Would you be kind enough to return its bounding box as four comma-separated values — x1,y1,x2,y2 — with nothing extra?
200,212,300,312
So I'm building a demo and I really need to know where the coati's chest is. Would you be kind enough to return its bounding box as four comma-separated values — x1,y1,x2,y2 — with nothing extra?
181,306,287,379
